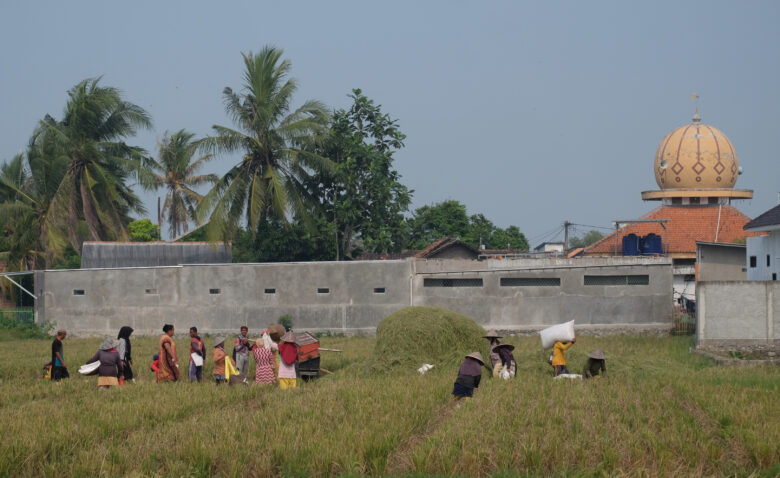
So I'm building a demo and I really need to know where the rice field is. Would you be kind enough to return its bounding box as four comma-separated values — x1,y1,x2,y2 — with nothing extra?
0,333,778,477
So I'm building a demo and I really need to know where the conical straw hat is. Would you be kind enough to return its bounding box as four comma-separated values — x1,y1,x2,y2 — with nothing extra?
465,351,485,365
482,329,502,339
587,349,608,360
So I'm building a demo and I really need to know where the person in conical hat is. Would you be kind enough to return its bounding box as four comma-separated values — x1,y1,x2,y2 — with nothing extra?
583,348,607,378
452,352,484,400
482,329,504,377
85,338,123,389
494,343,517,379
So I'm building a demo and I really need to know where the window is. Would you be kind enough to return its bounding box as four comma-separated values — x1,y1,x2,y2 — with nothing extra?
749,256,757,268
423,278,483,287
73,289,85,296
584,275,649,286
209,289,221,295
317,288,330,294
373,287,386,294
264,288,276,294
671,197,682,205
683,274,695,282
707,197,719,204
145,289,158,295
768,255,771,267
500,277,560,287
689,197,700,204
773,273,777,281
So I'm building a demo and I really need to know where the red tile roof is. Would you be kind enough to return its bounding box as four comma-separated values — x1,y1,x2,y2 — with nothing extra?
585,204,756,256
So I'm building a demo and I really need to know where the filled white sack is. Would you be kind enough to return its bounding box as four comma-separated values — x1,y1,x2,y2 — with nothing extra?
539,320,575,349
79,361,100,375
553,373,582,380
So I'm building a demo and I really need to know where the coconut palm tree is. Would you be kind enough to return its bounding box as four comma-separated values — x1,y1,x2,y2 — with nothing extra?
144,130,217,239
42,77,152,251
197,46,330,241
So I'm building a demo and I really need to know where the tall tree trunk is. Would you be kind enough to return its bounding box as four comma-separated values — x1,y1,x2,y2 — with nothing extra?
80,176,102,241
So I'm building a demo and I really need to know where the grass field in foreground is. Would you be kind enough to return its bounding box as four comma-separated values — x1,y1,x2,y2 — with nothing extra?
0,334,778,477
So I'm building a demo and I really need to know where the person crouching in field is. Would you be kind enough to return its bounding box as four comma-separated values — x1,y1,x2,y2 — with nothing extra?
277,332,298,390
452,352,484,400
51,329,69,382
86,338,123,389
494,343,516,379
551,338,576,376
212,337,232,385
150,354,160,374
157,324,179,383
583,349,607,378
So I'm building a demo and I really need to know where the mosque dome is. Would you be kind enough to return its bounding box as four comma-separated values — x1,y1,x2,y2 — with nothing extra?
653,113,739,189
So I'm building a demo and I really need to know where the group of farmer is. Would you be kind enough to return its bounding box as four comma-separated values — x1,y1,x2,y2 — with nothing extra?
49,324,301,390
452,329,608,400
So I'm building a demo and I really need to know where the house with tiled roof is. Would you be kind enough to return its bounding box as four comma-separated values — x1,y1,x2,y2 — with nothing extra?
584,111,755,301
355,237,481,261
744,202,780,281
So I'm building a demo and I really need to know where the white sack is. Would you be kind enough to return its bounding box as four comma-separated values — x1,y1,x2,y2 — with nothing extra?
190,353,204,366
79,361,100,375
539,320,575,349
553,373,582,380
417,363,434,374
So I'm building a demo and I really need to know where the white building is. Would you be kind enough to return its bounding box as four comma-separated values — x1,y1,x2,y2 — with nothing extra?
745,203,780,281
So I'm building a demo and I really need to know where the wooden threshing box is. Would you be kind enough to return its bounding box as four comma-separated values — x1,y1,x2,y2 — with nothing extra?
293,332,320,380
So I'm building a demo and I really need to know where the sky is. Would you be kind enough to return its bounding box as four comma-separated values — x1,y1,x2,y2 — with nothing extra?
1,1,779,245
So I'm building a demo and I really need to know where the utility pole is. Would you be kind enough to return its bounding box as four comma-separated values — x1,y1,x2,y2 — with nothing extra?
563,220,571,251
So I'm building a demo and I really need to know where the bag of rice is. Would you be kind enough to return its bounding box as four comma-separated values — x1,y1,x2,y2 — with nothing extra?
539,320,575,349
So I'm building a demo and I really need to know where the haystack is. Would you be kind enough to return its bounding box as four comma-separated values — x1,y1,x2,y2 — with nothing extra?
373,306,486,370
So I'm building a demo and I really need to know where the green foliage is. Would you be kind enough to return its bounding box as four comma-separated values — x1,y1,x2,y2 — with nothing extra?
51,245,81,270
277,314,293,331
312,89,412,259
405,200,529,251
372,306,486,370
128,219,160,242
0,310,52,340
569,229,605,248
197,46,329,243
232,219,334,263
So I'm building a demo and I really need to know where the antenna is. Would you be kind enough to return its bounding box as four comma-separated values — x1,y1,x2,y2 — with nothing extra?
691,93,701,122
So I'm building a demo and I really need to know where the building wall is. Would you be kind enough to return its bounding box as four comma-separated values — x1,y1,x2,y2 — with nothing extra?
40,258,673,336
747,233,780,281
696,281,779,347
696,244,747,282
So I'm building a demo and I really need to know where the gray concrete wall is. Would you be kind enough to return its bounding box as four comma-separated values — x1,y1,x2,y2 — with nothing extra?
696,243,746,282
696,281,779,347
41,258,674,337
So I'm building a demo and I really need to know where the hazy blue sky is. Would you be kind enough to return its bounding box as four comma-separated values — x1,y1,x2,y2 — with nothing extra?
2,1,778,244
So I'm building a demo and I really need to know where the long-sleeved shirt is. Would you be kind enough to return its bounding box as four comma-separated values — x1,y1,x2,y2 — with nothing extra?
213,347,235,376
583,358,606,378
551,341,573,366
86,349,122,378
117,339,128,362
234,335,250,356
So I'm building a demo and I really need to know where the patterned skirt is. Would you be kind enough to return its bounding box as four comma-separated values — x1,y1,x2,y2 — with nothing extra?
254,347,276,384
98,376,119,387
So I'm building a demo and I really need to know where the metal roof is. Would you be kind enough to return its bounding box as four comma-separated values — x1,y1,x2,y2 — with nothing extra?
81,242,231,269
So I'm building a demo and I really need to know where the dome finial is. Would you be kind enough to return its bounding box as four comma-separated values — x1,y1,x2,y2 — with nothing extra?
691,93,701,123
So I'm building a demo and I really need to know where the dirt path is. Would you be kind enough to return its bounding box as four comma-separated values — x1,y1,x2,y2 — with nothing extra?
384,398,460,475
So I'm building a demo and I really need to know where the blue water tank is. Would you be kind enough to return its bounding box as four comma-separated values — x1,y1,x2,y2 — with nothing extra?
622,234,640,256
640,233,663,255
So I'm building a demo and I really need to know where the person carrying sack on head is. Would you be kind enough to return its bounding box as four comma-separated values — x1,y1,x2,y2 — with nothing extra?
551,338,576,376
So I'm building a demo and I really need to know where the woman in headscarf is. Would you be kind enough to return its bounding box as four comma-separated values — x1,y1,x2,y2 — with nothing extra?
277,332,298,390
85,338,123,390
253,331,278,385
452,352,484,400
157,324,179,383
117,326,134,383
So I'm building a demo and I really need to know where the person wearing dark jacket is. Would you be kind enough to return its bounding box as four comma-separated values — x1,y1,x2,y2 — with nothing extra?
51,329,69,382
189,327,205,382
494,343,517,379
117,326,134,383
86,338,123,389
583,349,607,378
452,352,484,400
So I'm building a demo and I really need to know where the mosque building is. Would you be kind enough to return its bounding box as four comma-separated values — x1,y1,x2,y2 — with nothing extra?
584,110,757,302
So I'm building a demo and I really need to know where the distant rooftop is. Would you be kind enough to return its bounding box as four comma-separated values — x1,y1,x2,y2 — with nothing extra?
81,241,231,269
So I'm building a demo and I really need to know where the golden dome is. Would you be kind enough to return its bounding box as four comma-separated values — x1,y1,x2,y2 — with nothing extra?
654,114,739,189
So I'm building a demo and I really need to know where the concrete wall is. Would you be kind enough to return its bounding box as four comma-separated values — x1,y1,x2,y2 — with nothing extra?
696,281,779,347
41,258,673,337
747,233,780,281
696,243,746,282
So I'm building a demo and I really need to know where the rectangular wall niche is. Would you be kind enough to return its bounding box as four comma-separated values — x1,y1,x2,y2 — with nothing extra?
264,288,276,294
584,275,649,286
500,277,560,287
209,288,221,294
317,288,330,294
145,289,158,295
73,289,85,296
423,278,483,288
373,287,386,293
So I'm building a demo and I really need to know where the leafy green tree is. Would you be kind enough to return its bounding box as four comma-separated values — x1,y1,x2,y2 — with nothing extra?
144,130,216,239
128,219,160,242
41,77,152,251
405,200,470,250
491,225,529,250
198,46,330,242
312,89,411,259
568,230,604,248
463,214,495,249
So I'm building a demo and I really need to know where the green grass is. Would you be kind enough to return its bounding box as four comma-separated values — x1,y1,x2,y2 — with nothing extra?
0,334,777,477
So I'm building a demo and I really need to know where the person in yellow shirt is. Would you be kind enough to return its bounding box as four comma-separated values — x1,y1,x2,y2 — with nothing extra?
551,338,576,376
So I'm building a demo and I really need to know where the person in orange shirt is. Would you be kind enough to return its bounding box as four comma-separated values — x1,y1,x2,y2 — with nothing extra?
551,338,576,376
